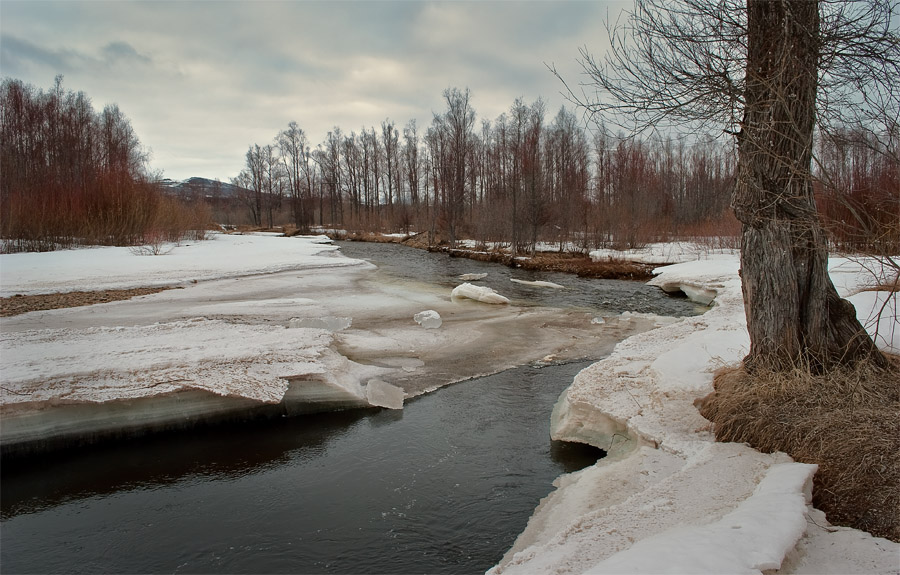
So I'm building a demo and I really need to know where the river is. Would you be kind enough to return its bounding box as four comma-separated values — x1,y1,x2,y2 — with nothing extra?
1,241,699,574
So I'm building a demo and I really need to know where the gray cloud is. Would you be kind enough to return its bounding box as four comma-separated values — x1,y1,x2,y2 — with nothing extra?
1,34,79,75
0,0,624,180
101,41,152,64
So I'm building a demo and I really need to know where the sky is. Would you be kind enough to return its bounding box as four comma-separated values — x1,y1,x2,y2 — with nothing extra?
1,0,626,182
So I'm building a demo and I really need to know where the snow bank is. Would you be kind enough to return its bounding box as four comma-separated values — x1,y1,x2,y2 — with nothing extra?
493,253,899,575
590,242,737,265
0,232,360,296
0,318,397,449
451,282,510,304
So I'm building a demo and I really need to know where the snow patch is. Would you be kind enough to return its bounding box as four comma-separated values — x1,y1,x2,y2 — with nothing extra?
584,463,815,574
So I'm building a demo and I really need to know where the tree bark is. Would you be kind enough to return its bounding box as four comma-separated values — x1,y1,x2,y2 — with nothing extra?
733,0,886,371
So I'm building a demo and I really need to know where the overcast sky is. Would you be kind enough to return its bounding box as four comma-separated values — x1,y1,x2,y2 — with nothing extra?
2,1,625,181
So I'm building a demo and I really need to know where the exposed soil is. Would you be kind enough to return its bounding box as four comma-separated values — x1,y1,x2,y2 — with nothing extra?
1,287,176,317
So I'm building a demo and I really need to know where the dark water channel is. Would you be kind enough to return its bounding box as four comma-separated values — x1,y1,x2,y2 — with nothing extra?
2,361,602,574
1,242,699,574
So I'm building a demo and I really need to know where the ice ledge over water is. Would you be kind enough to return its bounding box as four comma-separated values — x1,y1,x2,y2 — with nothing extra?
493,255,899,575
0,319,405,453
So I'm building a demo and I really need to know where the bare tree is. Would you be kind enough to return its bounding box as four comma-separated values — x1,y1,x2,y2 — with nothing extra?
278,121,311,231
382,119,400,222
567,0,897,371
438,87,476,246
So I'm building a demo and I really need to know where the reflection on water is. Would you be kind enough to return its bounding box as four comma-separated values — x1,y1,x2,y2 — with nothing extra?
1,361,603,574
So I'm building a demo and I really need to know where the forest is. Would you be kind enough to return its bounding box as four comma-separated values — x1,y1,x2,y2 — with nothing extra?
0,76,208,253
1,78,897,255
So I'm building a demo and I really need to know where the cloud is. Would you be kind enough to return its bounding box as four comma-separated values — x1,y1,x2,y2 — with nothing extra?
0,0,622,181
0,34,79,76
101,41,152,65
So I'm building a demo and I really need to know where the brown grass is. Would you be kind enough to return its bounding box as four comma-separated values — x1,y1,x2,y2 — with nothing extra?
1,287,175,317
435,249,656,280
698,355,900,541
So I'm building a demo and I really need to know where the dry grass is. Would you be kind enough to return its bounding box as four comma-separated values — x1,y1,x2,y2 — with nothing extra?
699,355,900,541
0,287,175,317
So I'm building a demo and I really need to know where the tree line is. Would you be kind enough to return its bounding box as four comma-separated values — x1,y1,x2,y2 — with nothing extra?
0,76,208,252
235,88,740,253
234,87,895,254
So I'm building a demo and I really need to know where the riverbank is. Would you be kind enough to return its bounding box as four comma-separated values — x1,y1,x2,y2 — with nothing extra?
332,230,660,280
491,249,899,574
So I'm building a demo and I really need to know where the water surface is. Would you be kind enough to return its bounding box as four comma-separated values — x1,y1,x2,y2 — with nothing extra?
2,361,602,574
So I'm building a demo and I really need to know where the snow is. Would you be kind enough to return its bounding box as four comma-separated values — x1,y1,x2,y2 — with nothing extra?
493,247,899,575
413,310,443,329
450,282,511,304
0,232,354,296
590,242,737,265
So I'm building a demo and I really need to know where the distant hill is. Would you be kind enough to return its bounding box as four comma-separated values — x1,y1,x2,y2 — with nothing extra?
158,177,252,199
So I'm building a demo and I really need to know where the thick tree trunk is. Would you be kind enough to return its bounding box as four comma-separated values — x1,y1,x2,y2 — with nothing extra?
733,0,886,371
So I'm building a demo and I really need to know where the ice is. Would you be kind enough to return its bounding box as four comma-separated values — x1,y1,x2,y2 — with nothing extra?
510,278,565,289
365,379,405,409
289,316,353,331
413,310,442,329
4,234,896,571
459,273,488,281
451,282,510,304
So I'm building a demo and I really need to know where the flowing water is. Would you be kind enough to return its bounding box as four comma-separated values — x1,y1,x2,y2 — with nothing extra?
1,242,700,574
337,241,702,318
1,362,603,574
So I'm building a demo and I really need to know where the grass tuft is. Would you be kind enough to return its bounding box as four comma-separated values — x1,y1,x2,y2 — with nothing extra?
699,355,900,541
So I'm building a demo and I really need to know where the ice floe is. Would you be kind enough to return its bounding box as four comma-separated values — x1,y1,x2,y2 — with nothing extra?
451,282,510,304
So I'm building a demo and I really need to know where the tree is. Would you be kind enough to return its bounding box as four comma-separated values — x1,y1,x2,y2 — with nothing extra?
439,87,476,246
567,0,897,371
278,121,311,231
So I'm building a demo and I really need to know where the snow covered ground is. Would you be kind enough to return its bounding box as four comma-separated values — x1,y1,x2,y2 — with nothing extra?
0,232,657,449
492,246,899,574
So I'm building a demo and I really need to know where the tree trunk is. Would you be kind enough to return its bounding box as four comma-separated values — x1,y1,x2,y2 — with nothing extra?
733,0,886,371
